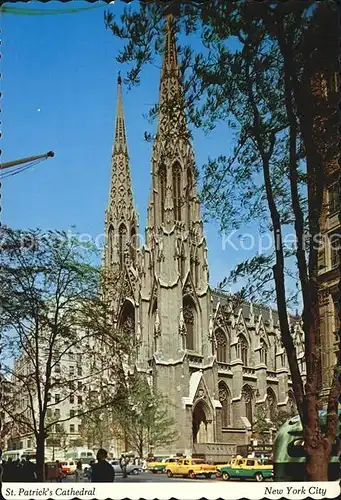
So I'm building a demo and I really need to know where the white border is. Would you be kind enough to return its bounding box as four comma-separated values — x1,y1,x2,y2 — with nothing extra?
1,481,340,500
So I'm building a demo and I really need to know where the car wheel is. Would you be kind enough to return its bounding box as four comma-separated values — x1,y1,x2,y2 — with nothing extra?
167,470,173,478
189,470,196,479
205,473,212,479
132,469,139,475
152,470,157,474
255,473,264,482
222,472,230,481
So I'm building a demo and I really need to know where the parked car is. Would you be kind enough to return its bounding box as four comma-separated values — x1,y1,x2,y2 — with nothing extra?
216,457,273,482
148,457,179,474
110,460,142,475
60,460,77,475
166,458,216,479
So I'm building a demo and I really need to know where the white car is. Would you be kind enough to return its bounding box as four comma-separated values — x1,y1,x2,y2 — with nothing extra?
110,460,142,475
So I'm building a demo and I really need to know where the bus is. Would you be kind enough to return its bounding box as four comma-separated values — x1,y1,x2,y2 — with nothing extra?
1,448,37,463
273,409,341,481
64,448,95,467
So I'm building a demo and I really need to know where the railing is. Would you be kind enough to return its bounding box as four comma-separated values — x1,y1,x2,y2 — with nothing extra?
188,353,203,366
242,366,256,375
217,362,231,372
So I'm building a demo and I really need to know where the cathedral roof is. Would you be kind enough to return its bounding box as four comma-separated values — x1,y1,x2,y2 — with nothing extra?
211,289,300,327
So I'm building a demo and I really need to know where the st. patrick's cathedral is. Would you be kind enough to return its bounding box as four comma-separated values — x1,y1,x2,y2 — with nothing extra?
104,16,304,461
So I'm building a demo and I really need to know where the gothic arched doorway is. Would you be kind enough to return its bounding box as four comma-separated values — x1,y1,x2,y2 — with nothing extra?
192,400,213,444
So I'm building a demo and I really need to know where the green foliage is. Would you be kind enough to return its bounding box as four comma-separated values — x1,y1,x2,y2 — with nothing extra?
114,374,179,457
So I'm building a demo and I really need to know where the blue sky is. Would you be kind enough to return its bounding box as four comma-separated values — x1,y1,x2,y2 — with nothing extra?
1,2,270,292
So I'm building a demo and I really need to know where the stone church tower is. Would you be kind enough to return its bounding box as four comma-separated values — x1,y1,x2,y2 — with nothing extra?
105,15,303,461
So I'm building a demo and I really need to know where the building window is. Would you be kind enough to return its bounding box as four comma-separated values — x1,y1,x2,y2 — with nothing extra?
69,366,75,377
238,335,248,366
159,165,166,223
183,296,195,351
55,424,62,433
69,352,74,361
70,424,75,433
27,440,31,448
46,409,52,418
172,162,182,221
70,395,74,404
55,364,61,374
329,232,340,269
328,182,340,215
287,391,296,415
55,394,60,404
78,396,83,405
54,408,60,419
266,388,277,421
108,224,115,265
219,382,231,428
77,366,82,377
215,329,228,363
77,382,82,391
70,409,75,418
242,385,253,425
119,224,127,268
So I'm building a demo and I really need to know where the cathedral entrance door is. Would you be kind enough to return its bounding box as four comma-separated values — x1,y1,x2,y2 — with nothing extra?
192,400,213,443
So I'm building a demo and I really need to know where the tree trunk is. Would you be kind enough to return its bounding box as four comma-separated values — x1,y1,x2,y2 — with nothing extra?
305,439,331,481
36,431,45,481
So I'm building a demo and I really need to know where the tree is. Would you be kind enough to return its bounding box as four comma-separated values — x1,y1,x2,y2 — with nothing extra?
114,374,179,458
104,0,340,480
252,405,296,447
0,226,131,479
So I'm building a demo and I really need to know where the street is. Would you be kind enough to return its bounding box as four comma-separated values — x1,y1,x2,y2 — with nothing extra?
63,472,219,483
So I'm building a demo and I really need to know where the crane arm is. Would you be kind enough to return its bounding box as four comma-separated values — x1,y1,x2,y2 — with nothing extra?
0,151,54,171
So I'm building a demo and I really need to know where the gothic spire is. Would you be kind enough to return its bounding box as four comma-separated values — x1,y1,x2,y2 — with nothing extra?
113,72,128,155
157,14,187,140
105,74,137,271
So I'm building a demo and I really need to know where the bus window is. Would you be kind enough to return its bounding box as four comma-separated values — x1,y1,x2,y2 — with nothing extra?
288,439,306,458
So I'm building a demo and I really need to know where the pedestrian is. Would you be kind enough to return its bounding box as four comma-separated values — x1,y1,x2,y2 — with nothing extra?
91,449,115,483
22,457,37,482
55,460,63,483
74,461,83,482
119,454,127,478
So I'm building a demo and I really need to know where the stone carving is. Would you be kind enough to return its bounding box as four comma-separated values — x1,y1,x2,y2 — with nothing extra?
154,309,161,337
183,279,193,296
179,307,186,336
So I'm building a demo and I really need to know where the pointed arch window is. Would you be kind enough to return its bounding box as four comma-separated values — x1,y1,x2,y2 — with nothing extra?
239,334,248,366
119,224,127,268
219,382,231,428
215,329,228,363
108,225,115,265
266,388,277,421
242,385,253,425
130,227,136,262
172,162,182,221
287,391,296,416
180,245,186,279
159,165,167,223
183,296,195,351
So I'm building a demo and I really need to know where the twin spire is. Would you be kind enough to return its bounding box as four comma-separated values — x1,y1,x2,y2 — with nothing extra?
113,72,128,155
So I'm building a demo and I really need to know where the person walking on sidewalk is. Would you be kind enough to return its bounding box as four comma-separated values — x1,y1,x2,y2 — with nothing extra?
91,449,115,483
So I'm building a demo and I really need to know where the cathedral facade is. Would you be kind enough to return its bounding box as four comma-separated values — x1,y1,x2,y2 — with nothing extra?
104,16,303,461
